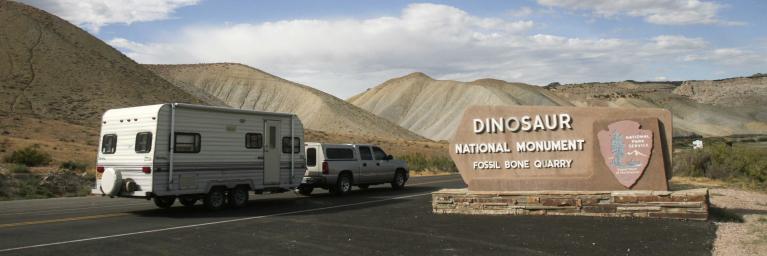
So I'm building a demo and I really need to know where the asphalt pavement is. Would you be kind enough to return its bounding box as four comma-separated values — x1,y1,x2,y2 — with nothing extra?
0,175,715,255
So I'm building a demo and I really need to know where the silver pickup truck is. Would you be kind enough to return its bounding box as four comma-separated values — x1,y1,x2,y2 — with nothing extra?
298,143,409,195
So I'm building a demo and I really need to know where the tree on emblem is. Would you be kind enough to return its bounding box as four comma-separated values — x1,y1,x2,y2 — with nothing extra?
610,131,624,168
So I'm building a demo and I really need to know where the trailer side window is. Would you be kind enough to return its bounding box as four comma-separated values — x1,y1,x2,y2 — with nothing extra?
135,132,152,153
174,133,201,153
326,148,355,160
306,148,317,167
245,133,263,149
282,137,300,153
101,134,117,154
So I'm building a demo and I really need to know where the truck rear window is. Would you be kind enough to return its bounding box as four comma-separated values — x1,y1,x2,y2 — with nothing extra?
306,148,317,167
326,148,355,160
101,134,117,154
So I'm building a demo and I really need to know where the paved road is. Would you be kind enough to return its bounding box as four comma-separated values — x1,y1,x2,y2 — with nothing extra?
0,175,715,255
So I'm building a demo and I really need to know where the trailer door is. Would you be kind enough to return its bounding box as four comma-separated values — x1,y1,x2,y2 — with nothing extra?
264,120,281,185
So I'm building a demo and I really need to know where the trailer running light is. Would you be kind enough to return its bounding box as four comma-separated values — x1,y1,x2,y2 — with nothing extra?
142,167,151,174
322,161,329,175
97,166,104,173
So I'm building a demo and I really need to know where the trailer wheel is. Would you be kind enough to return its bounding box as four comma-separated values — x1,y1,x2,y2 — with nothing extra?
153,196,176,208
298,187,313,196
179,195,198,207
391,170,406,190
228,186,249,208
333,174,353,195
204,188,226,210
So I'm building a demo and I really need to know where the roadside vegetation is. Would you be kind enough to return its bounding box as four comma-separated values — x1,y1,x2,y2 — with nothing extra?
397,153,457,174
673,142,767,192
0,146,94,200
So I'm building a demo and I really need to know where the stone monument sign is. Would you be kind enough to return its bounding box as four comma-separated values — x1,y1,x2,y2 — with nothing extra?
449,106,672,191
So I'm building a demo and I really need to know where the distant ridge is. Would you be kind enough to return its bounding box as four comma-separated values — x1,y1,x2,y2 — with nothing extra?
145,63,427,141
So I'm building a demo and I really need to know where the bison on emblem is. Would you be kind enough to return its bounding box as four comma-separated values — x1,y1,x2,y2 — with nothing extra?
597,120,653,188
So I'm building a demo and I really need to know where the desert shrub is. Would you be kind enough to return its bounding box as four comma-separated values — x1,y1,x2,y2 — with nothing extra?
59,161,88,172
398,153,457,173
673,143,767,190
4,146,52,166
9,164,29,173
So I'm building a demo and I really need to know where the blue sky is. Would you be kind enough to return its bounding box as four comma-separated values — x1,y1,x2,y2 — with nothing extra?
21,0,767,98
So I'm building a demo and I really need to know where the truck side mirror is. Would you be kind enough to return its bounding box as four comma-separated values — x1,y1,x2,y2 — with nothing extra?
386,155,393,160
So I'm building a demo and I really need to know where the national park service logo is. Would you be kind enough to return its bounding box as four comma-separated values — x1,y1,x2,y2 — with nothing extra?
597,120,653,188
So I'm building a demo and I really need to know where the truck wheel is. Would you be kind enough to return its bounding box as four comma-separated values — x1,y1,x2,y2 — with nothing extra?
391,171,406,190
204,188,226,210
179,195,198,207
298,187,313,196
228,186,249,208
334,174,352,195
358,184,369,190
153,196,176,208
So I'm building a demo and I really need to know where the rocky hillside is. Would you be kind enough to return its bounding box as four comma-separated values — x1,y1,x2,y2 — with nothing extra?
145,63,426,141
0,1,207,127
350,73,767,140
347,72,572,140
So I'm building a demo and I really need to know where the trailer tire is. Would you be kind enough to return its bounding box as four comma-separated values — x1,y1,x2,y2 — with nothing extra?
298,187,313,196
153,196,176,208
179,195,198,207
228,186,249,208
204,188,226,210
391,170,406,190
333,173,353,195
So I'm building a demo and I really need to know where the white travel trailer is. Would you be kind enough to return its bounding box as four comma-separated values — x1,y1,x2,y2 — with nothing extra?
93,103,305,210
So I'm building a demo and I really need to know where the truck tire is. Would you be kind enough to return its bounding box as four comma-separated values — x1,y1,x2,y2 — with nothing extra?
153,196,176,208
228,186,249,208
333,174,353,195
179,195,198,207
298,187,313,196
391,171,406,190
204,188,226,210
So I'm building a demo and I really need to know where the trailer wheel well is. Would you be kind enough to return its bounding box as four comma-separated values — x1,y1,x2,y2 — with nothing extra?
209,185,227,193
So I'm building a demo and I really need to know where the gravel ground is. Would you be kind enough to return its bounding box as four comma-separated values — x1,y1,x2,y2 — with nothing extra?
709,188,767,256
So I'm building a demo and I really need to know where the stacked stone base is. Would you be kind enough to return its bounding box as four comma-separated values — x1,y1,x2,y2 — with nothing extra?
432,188,709,220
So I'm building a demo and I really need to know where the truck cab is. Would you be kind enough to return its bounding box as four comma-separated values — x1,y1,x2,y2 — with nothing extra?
300,143,409,195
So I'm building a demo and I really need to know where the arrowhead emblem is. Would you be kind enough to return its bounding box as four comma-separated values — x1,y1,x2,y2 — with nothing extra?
597,120,653,188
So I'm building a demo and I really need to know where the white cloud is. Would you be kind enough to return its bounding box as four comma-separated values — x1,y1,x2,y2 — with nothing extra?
684,48,765,65
508,6,534,17
18,0,199,32
537,0,744,26
107,3,760,98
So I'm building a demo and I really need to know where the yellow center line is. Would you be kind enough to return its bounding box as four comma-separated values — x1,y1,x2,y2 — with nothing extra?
0,177,463,229
0,213,130,229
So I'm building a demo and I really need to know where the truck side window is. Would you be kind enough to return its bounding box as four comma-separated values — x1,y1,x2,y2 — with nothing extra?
101,134,117,154
282,137,300,153
372,147,387,160
174,133,201,153
135,132,152,153
326,148,355,160
245,133,263,149
359,146,373,160
306,148,317,167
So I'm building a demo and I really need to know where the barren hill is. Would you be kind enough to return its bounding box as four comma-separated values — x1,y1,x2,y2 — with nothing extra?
145,63,426,141
347,72,572,140
0,1,207,126
350,73,767,140
0,1,211,164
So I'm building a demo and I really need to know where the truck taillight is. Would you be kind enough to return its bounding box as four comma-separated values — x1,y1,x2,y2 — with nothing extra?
142,167,151,174
322,161,329,175
97,166,104,173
